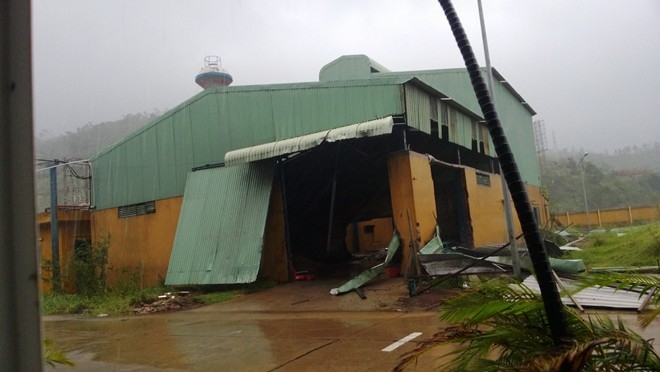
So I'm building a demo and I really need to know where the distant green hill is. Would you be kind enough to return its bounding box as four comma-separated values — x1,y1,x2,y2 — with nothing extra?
35,111,160,160
542,146,660,214
34,111,160,212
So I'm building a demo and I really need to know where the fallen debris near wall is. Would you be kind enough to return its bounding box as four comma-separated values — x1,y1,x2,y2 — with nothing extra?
133,291,201,315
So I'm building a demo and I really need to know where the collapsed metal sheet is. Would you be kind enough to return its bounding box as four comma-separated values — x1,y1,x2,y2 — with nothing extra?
522,275,653,310
418,233,444,255
330,232,400,295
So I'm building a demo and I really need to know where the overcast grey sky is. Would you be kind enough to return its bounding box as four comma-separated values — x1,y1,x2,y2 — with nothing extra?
32,0,659,152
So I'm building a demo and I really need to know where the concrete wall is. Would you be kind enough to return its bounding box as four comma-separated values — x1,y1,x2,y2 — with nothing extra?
258,181,289,283
464,168,548,247
38,209,91,292
388,151,437,268
91,196,182,287
345,217,394,253
555,204,660,228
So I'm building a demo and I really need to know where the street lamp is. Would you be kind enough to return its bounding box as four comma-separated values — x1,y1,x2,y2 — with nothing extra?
579,152,591,230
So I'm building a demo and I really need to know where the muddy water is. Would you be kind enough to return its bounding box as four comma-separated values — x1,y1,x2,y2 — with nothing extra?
43,279,660,371
44,310,453,371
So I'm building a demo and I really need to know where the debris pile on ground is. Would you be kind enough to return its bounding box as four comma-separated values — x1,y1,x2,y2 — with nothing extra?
133,291,201,315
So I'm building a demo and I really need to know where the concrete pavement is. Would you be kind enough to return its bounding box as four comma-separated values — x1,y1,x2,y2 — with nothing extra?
44,278,455,371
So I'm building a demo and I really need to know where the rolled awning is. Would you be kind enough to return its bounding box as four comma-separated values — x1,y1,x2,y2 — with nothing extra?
224,116,394,166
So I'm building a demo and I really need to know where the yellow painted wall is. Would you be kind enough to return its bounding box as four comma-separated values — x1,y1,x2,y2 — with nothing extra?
38,209,91,292
388,151,437,268
259,181,289,282
464,169,549,247
91,196,182,287
345,217,394,252
555,204,660,227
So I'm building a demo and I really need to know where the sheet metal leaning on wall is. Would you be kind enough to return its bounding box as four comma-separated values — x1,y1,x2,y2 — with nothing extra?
166,160,275,285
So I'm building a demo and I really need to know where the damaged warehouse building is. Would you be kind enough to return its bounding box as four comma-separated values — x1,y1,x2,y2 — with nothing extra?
82,54,547,287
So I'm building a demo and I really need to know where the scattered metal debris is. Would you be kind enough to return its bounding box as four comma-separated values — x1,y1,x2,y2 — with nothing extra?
330,232,400,296
522,275,655,310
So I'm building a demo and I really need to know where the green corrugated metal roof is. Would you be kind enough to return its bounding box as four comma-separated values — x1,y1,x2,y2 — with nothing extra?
91,77,407,210
165,160,275,285
92,78,410,160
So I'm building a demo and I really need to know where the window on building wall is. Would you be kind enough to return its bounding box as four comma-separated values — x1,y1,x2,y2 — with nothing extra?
476,172,491,186
471,120,479,151
441,124,449,140
449,109,457,142
440,102,449,140
118,201,156,218
480,124,490,155
430,119,439,138
533,207,540,225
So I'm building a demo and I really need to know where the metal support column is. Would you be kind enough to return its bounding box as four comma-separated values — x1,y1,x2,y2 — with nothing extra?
0,0,44,369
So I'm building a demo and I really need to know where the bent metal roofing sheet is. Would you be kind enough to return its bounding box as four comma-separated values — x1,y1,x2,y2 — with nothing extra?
224,116,395,166
165,160,275,285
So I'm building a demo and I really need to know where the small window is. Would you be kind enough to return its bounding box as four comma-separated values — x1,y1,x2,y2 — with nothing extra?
441,124,449,140
118,201,156,218
440,103,449,125
533,207,540,225
476,172,491,187
430,119,439,138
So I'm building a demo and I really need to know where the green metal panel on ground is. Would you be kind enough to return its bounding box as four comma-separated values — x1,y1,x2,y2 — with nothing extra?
91,79,406,210
165,160,275,285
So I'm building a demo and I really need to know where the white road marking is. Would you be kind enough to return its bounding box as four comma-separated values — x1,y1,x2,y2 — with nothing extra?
381,332,422,352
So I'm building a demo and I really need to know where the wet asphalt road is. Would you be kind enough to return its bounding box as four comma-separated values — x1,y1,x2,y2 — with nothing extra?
44,279,453,371
44,277,660,371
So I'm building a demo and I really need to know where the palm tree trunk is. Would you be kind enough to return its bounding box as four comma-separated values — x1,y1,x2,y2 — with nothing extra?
437,0,571,345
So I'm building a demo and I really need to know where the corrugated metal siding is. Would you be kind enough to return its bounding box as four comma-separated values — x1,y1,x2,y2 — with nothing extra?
404,85,431,134
378,69,540,186
91,79,406,210
165,160,275,285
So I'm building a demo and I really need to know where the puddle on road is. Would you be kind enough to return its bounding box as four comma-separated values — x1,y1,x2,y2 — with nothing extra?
45,316,192,370
44,308,660,370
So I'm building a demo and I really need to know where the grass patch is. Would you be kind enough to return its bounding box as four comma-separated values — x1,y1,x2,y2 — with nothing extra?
565,222,660,269
42,281,277,316
196,291,239,305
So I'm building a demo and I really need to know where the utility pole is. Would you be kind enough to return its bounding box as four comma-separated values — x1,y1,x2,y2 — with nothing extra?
477,0,521,279
579,152,591,230
49,161,61,291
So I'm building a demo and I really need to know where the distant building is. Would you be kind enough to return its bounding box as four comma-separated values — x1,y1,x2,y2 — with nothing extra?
71,55,546,288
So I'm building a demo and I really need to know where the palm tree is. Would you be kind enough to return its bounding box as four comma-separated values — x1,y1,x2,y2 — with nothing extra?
436,0,570,345
394,278,660,371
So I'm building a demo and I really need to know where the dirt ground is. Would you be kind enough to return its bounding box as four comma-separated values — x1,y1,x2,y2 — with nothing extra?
133,253,462,316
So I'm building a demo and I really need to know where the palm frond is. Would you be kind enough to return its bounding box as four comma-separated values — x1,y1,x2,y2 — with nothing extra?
43,339,74,367
439,279,546,326
398,277,660,371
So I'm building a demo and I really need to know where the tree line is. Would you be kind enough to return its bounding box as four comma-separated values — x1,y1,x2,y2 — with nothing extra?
541,149,660,214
